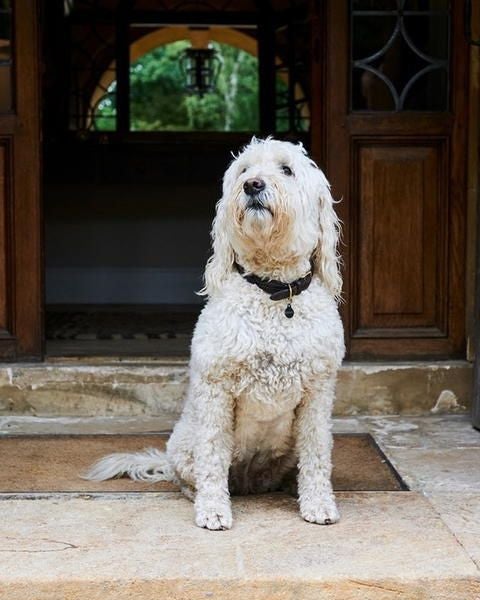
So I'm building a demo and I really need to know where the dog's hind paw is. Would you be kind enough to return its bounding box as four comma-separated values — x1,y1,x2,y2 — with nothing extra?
195,501,233,531
300,498,340,525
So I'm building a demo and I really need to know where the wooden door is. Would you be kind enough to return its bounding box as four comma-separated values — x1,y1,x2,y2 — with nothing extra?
314,0,468,359
0,0,42,360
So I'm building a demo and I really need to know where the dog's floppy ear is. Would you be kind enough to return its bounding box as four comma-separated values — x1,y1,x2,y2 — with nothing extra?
312,169,343,302
198,197,234,297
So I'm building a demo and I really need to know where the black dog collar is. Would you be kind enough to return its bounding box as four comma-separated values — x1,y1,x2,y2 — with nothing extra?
234,259,314,318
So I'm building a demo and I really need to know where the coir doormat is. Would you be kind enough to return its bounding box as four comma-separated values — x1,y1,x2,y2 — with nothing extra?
0,433,407,493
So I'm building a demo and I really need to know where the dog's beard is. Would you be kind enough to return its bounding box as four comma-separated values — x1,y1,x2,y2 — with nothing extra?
229,187,271,231
243,201,273,233
239,186,279,229
228,185,294,259
244,191,273,214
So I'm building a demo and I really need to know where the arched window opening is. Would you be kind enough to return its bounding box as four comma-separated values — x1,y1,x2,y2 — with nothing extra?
69,22,310,136
94,41,262,132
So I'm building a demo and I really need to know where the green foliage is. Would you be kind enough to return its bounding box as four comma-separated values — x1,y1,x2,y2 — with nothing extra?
94,40,260,132
94,89,116,131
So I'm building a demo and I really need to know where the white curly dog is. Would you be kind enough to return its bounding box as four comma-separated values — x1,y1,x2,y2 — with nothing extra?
85,137,345,530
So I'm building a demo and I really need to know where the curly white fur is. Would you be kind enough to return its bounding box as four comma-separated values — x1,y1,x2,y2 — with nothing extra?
84,138,345,530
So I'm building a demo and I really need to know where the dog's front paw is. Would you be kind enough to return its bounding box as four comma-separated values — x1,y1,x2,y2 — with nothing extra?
300,496,340,525
194,497,232,531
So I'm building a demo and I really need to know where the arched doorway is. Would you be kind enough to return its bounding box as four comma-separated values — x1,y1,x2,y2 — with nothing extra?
42,2,311,357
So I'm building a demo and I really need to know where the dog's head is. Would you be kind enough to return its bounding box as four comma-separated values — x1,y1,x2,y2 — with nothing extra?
201,137,342,300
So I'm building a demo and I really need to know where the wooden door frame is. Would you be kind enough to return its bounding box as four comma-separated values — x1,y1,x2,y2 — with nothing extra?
9,0,468,362
0,0,43,361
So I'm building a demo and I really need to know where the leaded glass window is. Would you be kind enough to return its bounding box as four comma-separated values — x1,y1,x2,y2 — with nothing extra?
351,0,450,111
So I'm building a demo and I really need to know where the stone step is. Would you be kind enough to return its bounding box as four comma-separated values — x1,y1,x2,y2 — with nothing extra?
1,491,478,599
0,359,471,417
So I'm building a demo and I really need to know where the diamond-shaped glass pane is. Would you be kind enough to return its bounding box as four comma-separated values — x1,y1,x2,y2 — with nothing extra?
382,33,428,94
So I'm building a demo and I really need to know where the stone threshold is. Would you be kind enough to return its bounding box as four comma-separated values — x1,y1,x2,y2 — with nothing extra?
0,359,472,417
0,492,478,600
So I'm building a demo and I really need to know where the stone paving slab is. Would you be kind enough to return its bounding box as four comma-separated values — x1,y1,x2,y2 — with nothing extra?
365,415,480,450
3,578,480,600
0,492,478,599
428,492,480,569
0,415,368,436
0,415,176,436
383,447,480,492
0,414,384,436
1,414,478,440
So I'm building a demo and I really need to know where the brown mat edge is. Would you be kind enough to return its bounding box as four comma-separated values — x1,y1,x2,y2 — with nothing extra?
362,434,409,491
0,432,410,493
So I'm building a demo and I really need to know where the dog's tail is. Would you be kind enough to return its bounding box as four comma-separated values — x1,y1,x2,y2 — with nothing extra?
82,448,175,483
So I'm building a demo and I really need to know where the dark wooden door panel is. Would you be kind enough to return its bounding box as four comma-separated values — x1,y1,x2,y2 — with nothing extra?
354,141,447,337
317,0,468,359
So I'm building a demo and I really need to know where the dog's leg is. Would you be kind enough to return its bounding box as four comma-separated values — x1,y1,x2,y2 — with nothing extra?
193,380,234,531
295,372,340,525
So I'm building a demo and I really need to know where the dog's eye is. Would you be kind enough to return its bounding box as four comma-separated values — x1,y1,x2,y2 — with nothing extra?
281,165,293,176
240,167,247,174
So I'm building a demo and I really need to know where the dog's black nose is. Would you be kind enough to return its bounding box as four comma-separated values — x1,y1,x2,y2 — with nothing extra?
243,178,266,196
